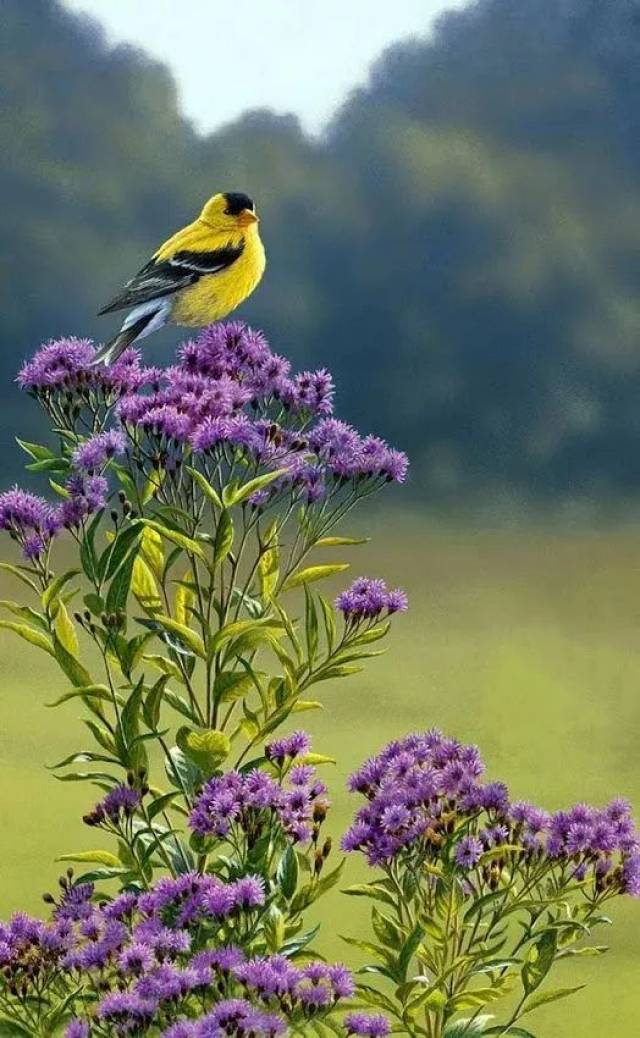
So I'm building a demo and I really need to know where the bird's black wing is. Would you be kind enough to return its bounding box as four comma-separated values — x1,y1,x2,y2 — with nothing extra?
97,243,245,315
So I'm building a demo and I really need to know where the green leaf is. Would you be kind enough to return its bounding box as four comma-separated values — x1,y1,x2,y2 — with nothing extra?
522,985,585,1015
277,844,299,899
141,518,207,560
101,521,142,581
143,675,168,730
398,922,425,982
485,1029,538,1037
213,509,234,567
315,535,370,546
57,849,121,867
186,466,223,508
42,569,80,612
176,726,231,777
118,678,148,771
46,684,113,708
341,883,396,908
0,619,54,654
105,550,136,615
283,563,350,591
16,437,55,461
224,467,288,506
208,617,282,658
0,1019,33,1036
165,746,202,794
53,633,92,686
259,519,280,600
318,594,336,653
54,601,79,657
521,931,557,995
443,1017,495,1037
0,562,39,592
153,615,206,658
213,670,255,704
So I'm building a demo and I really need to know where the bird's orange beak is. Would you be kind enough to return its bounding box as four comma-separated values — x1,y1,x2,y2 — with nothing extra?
237,209,259,227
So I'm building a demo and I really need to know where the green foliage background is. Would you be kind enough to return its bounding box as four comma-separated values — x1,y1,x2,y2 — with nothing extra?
3,0,640,506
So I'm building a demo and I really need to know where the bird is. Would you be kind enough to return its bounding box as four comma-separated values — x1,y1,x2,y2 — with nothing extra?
93,191,266,365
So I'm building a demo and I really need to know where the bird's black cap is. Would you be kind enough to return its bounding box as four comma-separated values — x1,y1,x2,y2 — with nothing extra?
224,192,254,215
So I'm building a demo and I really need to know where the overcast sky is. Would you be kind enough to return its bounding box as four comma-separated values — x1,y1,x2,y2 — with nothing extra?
63,0,465,135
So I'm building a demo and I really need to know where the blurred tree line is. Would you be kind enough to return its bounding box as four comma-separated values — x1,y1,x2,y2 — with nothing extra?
2,0,640,508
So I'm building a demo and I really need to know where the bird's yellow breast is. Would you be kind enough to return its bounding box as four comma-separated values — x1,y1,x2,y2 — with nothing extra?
170,225,266,327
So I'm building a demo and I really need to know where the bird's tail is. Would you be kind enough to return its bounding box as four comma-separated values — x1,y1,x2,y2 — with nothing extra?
91,314,153,366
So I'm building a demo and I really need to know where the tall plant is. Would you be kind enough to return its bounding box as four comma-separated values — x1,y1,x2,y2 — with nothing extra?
0,324,407,1036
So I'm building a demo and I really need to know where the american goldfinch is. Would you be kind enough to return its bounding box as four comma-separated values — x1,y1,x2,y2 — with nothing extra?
94,192,265,364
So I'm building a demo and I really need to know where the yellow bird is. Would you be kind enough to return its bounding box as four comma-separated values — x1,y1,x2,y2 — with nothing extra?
94,192,266,364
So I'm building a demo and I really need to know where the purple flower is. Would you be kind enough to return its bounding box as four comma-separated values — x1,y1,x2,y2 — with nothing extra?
455,836,484,870
266,730,311,763
232,876,265,910
344,1012,391,1036
65,1021,89,1038
17,337,96,390
336,577,408,621
95,784,141,824
0,486,60,557
72,429,126,471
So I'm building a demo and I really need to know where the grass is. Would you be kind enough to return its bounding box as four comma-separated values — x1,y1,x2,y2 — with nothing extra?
0,510,639,1034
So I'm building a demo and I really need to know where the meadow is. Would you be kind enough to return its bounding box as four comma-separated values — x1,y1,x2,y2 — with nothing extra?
1,511,639,1034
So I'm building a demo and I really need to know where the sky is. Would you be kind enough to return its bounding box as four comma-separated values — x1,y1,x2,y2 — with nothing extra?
62,0,466,135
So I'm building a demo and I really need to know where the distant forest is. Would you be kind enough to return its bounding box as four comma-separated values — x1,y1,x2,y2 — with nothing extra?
3,0,640,506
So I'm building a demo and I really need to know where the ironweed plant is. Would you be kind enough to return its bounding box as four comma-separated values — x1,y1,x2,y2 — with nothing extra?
0,323,407,1037
0,324,637,1038
341,730,640,1038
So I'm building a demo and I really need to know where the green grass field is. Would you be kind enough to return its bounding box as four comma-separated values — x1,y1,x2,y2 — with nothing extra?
1,511,639,1034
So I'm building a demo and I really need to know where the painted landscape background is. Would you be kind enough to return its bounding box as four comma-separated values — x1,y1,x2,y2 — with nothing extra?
1,0,640,1033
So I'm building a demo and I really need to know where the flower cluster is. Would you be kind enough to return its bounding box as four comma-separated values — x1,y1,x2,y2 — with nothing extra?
0,486,61,560
7,323,408,559
190,747,329,847
0,473,111,560
336,577,408,622
17,337,160,397
342,729,640,895
0,873,358,1037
